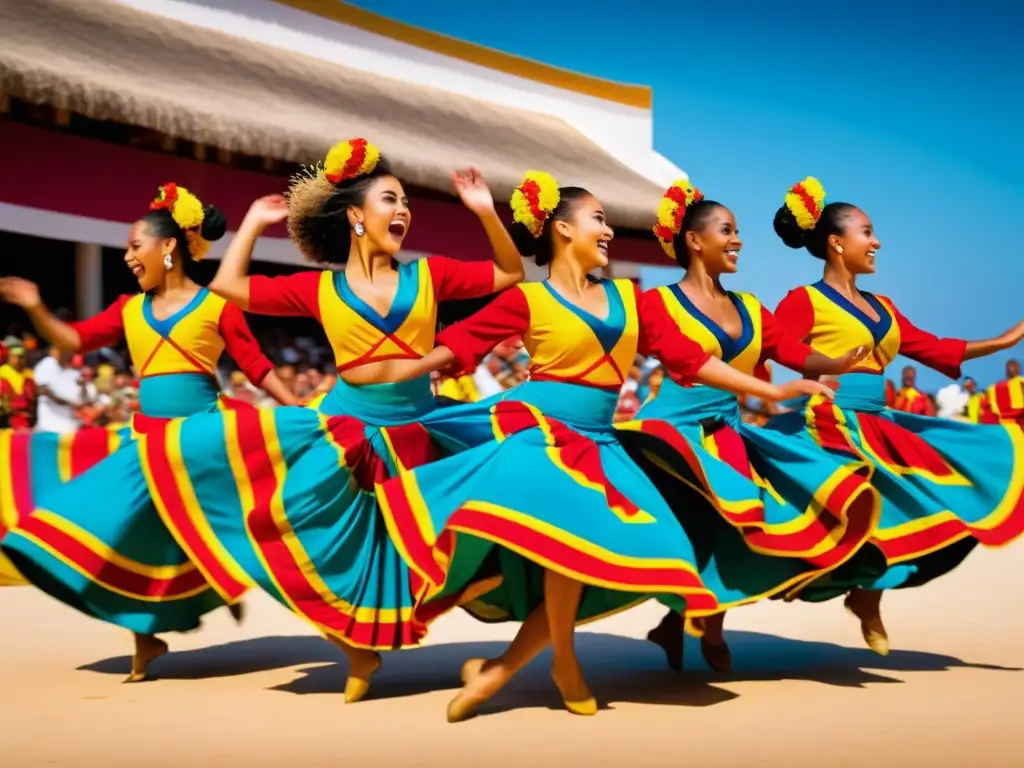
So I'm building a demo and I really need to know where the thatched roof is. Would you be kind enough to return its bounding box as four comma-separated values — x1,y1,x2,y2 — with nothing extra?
0,0,664,229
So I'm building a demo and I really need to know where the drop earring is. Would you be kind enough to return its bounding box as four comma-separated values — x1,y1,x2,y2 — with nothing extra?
353,222,365,237
835,245,844,255
163,252,173,270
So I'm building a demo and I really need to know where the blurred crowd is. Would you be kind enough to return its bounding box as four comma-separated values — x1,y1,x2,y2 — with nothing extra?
1,318,1019,433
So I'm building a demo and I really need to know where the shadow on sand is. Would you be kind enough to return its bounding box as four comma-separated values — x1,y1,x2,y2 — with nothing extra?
79,629,1020,716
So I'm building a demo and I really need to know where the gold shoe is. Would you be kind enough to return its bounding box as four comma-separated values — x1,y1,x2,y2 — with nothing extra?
446,691,484,723
460,657,486,684
344,651,382,703
552,668,597,717
560,696,598,716
124,635,168,684
844,595,889,656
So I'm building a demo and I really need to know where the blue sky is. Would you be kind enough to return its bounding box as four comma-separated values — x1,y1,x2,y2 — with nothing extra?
350,0,1024,388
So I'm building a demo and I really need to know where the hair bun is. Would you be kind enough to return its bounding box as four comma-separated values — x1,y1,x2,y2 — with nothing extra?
323,138,381,184
774,176,826,250
510,170,560,239
653,178,703,260
150,182,206,231
200,204,228,242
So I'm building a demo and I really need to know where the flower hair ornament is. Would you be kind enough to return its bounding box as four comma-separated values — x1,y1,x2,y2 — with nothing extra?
323,138,381,184
784,176,826,231
510,170,561,238
150,182,210,261
653,178,704,260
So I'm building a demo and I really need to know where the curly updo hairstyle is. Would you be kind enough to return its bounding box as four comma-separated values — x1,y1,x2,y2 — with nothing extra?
287,138,395,265
773,176,858,259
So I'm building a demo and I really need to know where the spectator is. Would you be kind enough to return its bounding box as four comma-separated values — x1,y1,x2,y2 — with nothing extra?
0,342,36,431
936,377,972,419
893,365,936,416
33,345,91,434
473,355,505,398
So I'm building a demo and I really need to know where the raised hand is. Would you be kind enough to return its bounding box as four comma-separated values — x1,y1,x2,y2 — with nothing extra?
245,195,289,228
452,167,495,216
0,277,42,310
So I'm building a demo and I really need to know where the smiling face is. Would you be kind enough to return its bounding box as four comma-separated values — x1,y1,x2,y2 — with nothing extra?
831,207,880,275
553,193,614,271
348,175,411,257
685,204,742,275
124,220,175,292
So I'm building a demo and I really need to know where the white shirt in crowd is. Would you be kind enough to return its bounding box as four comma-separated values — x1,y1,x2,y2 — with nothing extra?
472,366,505,399
935,383,969,419
33,355,84,433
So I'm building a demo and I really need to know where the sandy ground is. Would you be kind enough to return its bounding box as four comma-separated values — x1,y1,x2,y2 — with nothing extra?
2,545,1023,767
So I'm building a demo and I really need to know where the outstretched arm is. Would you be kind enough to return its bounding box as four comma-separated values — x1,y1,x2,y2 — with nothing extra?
343,288,531,385
760,306,864,376
638,288,834,402
452,167,525,292
887,300,1021,377
962,321,1024,362
0,278,129,353
693,356,834,402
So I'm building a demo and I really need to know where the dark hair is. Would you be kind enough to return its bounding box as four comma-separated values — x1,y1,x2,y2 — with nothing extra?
773,201,858,260
287,157,396,265
508,186,592,267
141,205,227,258
669,199,726,269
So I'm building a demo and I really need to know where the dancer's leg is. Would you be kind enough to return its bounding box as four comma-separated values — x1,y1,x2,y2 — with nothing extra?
326,636,383,703
125,633,168,683
545,570,595,715
844,587,888,655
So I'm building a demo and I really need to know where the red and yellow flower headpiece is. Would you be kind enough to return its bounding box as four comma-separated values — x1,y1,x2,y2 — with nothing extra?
653,178,704,260
510,170,560,238
323,138,381,184
784,177,826,231
150,182,210,261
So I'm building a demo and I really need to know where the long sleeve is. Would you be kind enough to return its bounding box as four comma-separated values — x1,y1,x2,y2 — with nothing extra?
70,295,130,352
637,287,712,384
759,306,813,372
426,255,496,300
218,302,273,386
248,272,323,319
436,287,531,374
772,288,816,343
884,299,966,380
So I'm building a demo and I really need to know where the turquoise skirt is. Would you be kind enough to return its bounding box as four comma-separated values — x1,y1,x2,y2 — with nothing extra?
1,374,230,633
616,381,884,610
376,380,752,628
766,373,1024,600
137,376,490,650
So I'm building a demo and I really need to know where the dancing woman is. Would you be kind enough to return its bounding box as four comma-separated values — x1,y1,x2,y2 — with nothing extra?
0,184,294,681
135,139,525,703
373,172,834,721
617,180,882,674
767,177,1024,653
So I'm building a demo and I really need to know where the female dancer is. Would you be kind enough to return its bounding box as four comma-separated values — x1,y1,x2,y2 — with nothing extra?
134,139,525,703
767,176,1024,653
0,183,294,681
619,180,883,674
372,171,835,721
